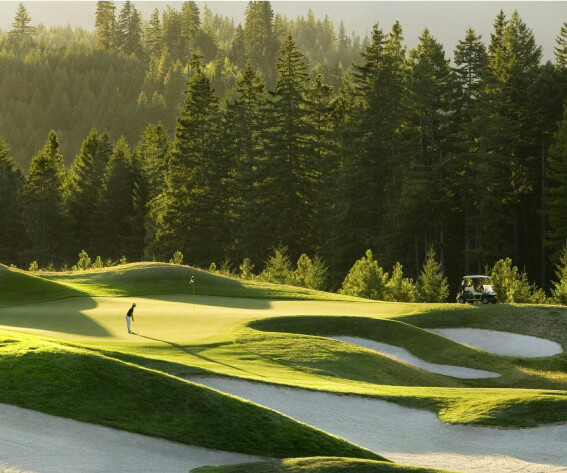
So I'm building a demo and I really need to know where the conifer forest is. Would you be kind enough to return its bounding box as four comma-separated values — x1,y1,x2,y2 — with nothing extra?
2,1,567,296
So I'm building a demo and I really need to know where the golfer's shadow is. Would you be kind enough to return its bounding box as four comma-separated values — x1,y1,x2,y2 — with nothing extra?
134,333,257,376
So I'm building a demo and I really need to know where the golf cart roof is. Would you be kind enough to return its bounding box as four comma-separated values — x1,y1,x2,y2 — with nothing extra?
463,275,491,279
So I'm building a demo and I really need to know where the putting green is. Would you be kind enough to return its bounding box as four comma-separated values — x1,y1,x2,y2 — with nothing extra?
0,294,410,343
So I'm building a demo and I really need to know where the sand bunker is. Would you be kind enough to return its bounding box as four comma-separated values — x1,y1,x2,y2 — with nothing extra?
427,329,563,358
194,377,567,473
0,403,261,473
331,336,500,379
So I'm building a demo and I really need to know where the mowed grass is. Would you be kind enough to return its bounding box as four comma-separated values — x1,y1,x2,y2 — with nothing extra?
1,261,567,434
0,329,383,461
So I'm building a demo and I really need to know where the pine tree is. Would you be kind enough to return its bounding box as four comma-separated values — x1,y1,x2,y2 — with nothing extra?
550,245,567,305
115,1,143,58
0,136,27,265
556,22,567,70
487,10,543,270
224,63,268,265
546,100,567,261
22,131,73,266
417,247,449,302
95,1,116,51
336,22,407,272
262,33,312,259
452,28,490,273
96,137,138,259
151,56,226,265
244,1,278,89
65,129,112,254
147,9,162,60
339,249,388,300
9,3,36,41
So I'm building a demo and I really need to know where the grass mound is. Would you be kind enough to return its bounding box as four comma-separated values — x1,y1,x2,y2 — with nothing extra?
0,264,85,307
191,457,459,473
40,262,356,300
0,329,384,461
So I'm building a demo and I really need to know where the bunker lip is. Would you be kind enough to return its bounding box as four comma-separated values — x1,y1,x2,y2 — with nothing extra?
191,376,567,473
330,335,501,379
426,328,563,358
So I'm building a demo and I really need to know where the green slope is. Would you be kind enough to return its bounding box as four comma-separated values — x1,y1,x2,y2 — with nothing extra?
0,329,384,461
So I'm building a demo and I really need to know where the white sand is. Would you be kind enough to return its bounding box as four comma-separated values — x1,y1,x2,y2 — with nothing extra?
331,336,501,379
427,329,563,357
0,403,261,473
193,377,567,473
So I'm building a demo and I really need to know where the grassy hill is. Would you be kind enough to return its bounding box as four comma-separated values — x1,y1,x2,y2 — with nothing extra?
1,262,567,471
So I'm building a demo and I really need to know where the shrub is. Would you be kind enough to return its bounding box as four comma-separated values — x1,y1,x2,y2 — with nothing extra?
92,256,104,269
490,257,546,304
550,245,567,305
76,250,91,271
385,262,416,302
169,250,184,265
239,258,255,279
293,254,328,290
417,247,448,303
219,256,233,276
28,261,39,272
259,246,294,285
339,249,388,300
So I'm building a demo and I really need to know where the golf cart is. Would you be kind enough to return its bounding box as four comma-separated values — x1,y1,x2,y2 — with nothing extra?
456,275,497,304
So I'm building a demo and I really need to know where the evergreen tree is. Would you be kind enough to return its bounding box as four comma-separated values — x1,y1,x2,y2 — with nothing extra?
65,129,112,254
556,22,567,70
22,131,73,266
151,56,226,266
416,247,449,302
385,262,416,302
96,137,138,259
262,33,313,259
147,9,162,60
0,136,27,265
550,245,567,305
487,10,543,272
95,1,116,51
546,99,567,261
244,1,279,89
339,249,388,300
224,63,268,265
9,3,36,41
399,28,454,274
115,1,143,58
452,28,490,273
336,22,407,272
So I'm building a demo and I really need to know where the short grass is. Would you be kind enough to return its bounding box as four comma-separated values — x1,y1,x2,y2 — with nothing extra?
190,457,460,473
1,262,567,461
0,329,383,461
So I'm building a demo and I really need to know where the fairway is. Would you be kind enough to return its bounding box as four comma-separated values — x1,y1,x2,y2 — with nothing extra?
1,262,567,473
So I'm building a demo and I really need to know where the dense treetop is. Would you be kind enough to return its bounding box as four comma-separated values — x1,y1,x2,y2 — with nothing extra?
1,1,567,298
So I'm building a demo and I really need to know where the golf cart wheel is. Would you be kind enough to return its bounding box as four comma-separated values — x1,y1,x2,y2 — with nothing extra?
458,297,466,304
481,296,489,304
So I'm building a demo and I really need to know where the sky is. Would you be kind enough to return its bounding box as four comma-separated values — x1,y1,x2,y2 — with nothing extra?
0,1,565,62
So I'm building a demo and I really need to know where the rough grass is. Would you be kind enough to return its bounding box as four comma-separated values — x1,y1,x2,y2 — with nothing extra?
190,457,460,473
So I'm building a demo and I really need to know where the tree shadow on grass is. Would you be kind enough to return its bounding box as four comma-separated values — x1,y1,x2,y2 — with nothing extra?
0,296,110,337
134,333,260,377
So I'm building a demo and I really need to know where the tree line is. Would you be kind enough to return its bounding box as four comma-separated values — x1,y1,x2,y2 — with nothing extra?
2,2,567,298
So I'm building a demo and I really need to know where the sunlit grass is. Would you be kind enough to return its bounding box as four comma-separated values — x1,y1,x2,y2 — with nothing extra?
1,262,567,431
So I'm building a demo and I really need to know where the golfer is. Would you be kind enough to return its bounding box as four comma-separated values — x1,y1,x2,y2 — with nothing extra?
126,303,136,333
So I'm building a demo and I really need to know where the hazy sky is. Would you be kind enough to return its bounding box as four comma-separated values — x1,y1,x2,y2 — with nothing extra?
0,1,564,62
